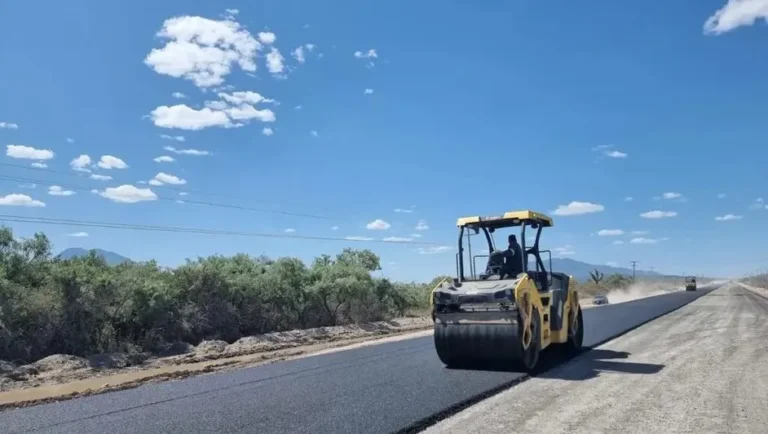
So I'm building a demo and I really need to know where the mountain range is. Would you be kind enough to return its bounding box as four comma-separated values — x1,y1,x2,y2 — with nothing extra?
56,248,663,281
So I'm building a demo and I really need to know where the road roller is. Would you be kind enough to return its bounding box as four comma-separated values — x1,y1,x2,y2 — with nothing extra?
430,210,584,372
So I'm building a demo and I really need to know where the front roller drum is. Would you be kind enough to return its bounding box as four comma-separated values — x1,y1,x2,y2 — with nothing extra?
434,309,541,372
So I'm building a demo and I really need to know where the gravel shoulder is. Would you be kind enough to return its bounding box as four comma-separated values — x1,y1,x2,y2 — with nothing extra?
422,282,768,434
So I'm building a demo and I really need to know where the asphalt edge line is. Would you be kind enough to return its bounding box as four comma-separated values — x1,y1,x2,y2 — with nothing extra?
392,284,722,434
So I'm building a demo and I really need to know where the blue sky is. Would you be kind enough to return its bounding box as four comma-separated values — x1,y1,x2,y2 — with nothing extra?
1,0,768,281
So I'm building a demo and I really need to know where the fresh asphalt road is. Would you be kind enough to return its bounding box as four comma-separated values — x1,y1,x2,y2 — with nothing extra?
0,284,720,434
423,282,768,434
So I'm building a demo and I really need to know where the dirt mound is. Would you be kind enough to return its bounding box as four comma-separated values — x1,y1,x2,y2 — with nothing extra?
195,340,228,355
32,355,88,374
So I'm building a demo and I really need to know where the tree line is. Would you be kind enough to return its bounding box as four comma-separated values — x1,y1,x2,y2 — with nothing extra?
0,227,447,363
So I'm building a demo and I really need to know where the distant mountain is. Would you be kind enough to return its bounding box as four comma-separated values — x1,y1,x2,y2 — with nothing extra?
57,248,132,266
549,257,662,282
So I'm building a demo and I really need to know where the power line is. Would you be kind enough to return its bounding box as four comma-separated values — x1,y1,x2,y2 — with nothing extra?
0,214,446,246
0,174,333,220
629,260,639,282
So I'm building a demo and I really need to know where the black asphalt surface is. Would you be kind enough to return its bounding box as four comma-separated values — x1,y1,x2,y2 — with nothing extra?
1,284,720,434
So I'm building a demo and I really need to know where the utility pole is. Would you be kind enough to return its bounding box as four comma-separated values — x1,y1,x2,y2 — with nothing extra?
630,260,639,282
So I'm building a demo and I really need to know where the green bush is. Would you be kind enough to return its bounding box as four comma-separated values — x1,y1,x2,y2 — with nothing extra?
0,227,438,363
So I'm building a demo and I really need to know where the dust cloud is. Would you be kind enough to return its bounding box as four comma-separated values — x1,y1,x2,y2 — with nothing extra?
605,281,682,304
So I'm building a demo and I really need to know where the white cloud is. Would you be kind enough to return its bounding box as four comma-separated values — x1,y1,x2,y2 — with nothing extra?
331,225,339,231
305,43,315,51
66,138,75,143
0,122,19,129
149,179,163,186
553,245,575,256
68,232,89,237
90,174,113,181
258,31,276,45
6,145,54,160
410,233,422,238
354,49,378,59
630,237,661,244
154,155,175,163
364,88,374,95
160,134,186,142
606,261,618,267
597,229,624,236
394,208,413,213
383,236,413,242
415,220,429,231
715,214,743,221
346,235,374,241
292,46,305,63
18,183,36,189
172,92,186,99
31,162,47,168
552,201,604,216
285,228,296,233
662,192,683,199
366,219,391,230
48,185,75,196
266,48,285,75
225,8,239,16
144,15,260,88
179,192,189,196
98,185,158,203
717,193,727,199
605,150,627,158
218,90,274,105
0,193,46,207
624,196,633,202
631,230,648,235
151,172,187,185
70,154,92,172
612,240,624,245
416,246,453,255
262,127,274,136
150,104,235,130
703,0,768,35
163,146,211,156
310,130,318,137
97,155,128,170
640,210,677,219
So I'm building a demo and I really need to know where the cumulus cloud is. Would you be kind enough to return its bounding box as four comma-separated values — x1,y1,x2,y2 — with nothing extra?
68,232,89,237
97,155,128,170
605,150,627,158
144,15,261,88
0,122,19,129
98,185,158,203
592,144,628,159
715,214,743,221
154,155,175,163
364,88,374,95
661,192,685,200
630,237,662,244
172,92,186,99
748,198,767,210
331,225,339,231
150,172,187,186
262,127,274,136
258,31,276,45
415,220,429,231
597,229,624,236
366,219,391,230
552,201,604,216
163,146,211,156
640,210,677,219
6,145,54,160
48,185,75,196
383,236,413,242
70,154,92,172
31,162,47,168
284,228,296,233
0,193,46,207
394,208,414,213
703,0,768,35
266,48,286,76
292,46,305,63
354,48,378,67
90,174,113,181
150,105,236,130
218,91,275,105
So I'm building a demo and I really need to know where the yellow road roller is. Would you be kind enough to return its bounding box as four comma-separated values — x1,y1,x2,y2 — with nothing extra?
430,210,584,371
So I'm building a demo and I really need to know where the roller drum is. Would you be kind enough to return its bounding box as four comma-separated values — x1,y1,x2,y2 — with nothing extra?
433,322,524,368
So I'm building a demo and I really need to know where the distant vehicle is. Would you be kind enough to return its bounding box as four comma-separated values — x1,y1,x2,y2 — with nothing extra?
593,295,609,305
685,276,697,291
